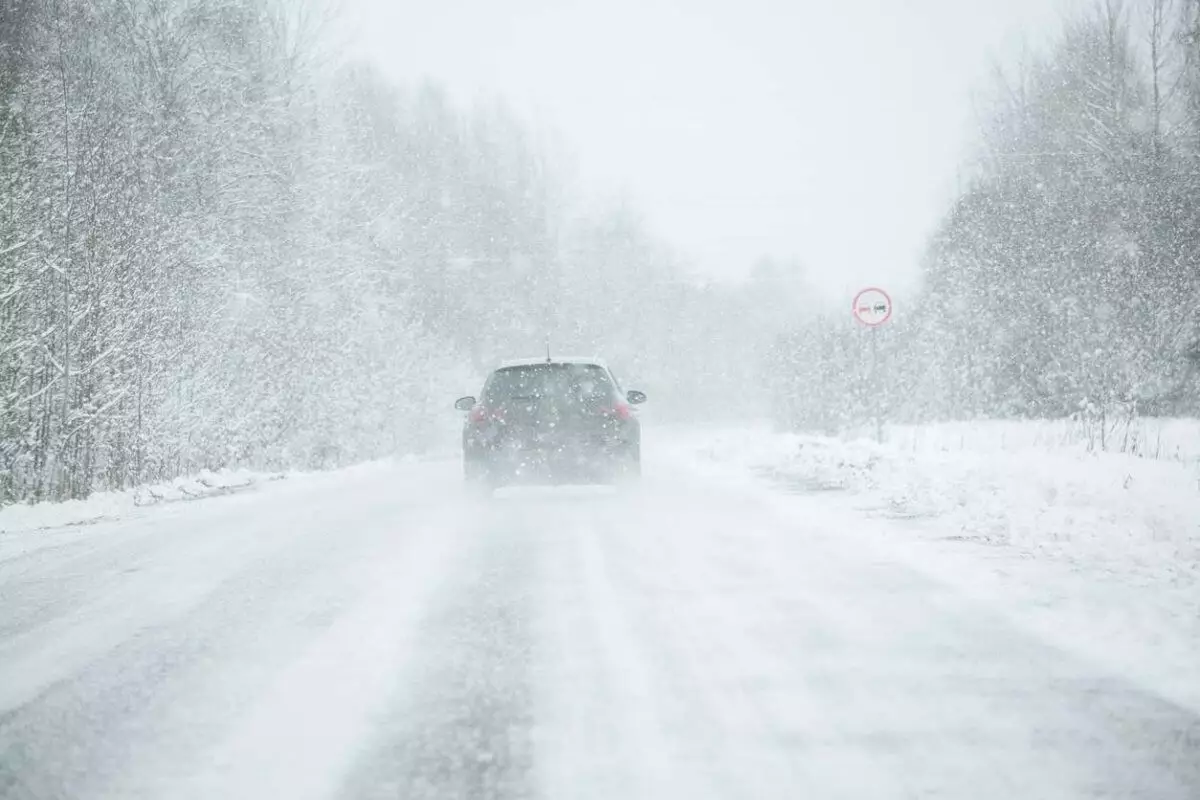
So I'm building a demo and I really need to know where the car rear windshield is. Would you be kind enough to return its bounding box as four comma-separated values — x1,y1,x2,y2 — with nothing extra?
483,363,616,405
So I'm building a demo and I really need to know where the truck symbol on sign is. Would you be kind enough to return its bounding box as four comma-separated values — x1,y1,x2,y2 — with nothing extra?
852,287,893,327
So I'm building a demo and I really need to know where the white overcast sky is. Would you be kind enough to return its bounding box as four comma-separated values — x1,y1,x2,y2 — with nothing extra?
345,0,1063,300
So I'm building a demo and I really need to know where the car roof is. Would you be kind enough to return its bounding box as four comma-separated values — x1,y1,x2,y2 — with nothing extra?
496,356,608,370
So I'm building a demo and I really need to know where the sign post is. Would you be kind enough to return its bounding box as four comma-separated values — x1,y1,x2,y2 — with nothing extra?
852,287,893,442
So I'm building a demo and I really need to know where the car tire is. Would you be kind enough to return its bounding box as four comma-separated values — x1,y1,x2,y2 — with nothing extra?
611,442,641,484
464,455,495,494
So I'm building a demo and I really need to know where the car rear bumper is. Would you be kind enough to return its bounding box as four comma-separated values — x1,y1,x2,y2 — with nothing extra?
465,435,636,485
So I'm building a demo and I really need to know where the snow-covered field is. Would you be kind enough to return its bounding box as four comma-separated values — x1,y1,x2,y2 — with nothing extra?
671,420,1200,713
887,417,1200,464
685,420,1200,566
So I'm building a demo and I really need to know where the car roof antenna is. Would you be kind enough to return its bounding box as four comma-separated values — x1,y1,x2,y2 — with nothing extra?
545,335,552,363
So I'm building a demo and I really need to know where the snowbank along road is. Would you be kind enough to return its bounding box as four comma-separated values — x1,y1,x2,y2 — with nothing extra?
1,437,1199,800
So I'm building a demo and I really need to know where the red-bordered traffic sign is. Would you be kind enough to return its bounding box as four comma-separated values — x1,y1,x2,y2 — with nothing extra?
852,287,893,327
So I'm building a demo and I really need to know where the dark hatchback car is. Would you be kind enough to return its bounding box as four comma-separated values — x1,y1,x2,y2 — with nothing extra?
455,357,646,488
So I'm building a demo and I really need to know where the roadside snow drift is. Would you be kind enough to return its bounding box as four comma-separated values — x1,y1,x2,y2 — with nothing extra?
666,422,1200,713
0,469,284,534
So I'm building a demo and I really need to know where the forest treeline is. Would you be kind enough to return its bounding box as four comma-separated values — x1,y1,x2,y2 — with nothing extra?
7,0,1192,504
771,0,1200,435
0,0,807,503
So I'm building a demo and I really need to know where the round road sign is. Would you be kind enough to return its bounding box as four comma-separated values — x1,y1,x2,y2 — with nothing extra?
852,287,893,327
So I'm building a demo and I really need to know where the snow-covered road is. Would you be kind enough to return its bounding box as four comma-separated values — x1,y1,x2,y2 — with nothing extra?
2,450,1198,799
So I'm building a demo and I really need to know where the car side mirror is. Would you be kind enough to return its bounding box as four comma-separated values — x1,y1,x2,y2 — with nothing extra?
454,396,477,411
626,390,647,405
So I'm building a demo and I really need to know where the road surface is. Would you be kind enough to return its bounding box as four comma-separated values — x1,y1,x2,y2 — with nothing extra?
1,454,1198,799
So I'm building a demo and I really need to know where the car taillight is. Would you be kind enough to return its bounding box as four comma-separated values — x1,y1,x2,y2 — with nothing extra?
469,405,504,424
603,404,633,421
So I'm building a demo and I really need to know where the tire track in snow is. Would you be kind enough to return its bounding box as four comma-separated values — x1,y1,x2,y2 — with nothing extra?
530,491,706,800
0,466,471,800
336,505,536,800
169,519,466,800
